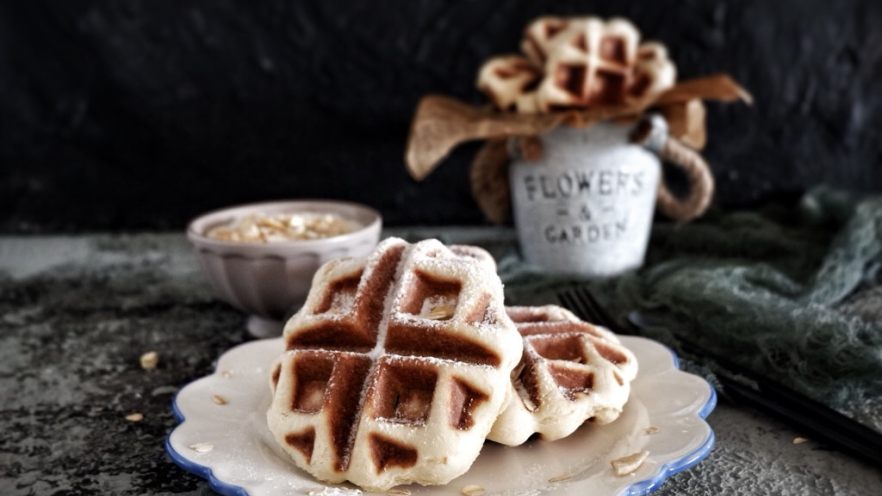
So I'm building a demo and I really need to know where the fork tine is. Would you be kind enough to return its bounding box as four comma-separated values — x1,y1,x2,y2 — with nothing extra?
554,290,575,311
557,288,595,323
567,289,594,322
556,289,574,314
572,287,603,327
556,289,576,317
576,286,615,330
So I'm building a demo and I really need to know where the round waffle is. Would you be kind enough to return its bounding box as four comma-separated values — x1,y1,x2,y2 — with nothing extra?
477,16,676,113
535,17,639,110
631,42,677,104
267,238,522,490
488,305,638,446
476,55,543,114
522,16,570,65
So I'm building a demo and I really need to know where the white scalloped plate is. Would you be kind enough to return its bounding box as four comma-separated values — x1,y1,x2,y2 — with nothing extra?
166,336,715,495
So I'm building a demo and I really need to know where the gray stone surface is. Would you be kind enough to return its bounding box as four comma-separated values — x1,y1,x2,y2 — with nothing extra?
1,231,880,496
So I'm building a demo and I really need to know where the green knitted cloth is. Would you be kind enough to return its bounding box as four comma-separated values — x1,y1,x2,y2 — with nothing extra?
499,188,882,432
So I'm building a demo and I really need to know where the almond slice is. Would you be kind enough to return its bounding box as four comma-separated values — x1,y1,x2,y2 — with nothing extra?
611,450,649,476
140,351,159,369
425,304,456,320
189,442,214,453
548,473,573,483
461,485,486,496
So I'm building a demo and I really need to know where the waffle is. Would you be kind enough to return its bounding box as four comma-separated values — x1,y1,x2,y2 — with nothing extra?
267,238,522,490
522,16,570,65
534,17,640,110
477,16,676,113
630,42,677,104
476,55,543,114
488,305,638,446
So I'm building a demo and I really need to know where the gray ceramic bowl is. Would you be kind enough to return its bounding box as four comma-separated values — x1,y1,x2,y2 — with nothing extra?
187,200,381,336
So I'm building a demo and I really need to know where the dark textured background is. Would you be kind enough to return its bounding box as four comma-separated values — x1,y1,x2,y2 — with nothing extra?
1,0,881,231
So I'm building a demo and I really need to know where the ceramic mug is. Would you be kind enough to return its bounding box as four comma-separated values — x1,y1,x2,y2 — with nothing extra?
509,115,712,277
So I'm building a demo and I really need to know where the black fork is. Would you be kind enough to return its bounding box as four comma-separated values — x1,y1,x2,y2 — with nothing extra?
556,285,882,467
557,285,627,333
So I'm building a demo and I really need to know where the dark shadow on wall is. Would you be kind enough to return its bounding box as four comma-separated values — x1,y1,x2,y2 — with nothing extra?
1,0,881,231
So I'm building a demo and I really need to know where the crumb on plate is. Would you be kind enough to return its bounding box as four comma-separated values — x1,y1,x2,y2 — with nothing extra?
611,450,649,476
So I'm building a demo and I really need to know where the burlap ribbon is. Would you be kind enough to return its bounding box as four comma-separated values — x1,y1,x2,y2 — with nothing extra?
405,74,751,223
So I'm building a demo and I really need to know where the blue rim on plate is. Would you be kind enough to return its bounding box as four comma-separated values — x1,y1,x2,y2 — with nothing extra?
167,400,249,496
165,344,717,496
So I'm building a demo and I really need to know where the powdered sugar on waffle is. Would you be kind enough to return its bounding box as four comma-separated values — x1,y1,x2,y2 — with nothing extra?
267,238,522,491
488,305,638,446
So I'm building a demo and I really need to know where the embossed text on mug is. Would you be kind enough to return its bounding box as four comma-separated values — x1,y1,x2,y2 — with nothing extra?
522,169,647,201
520,167,646,246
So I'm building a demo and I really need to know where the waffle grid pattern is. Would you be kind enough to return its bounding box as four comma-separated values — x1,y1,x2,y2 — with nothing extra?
489,305,639,446
267,238,521,490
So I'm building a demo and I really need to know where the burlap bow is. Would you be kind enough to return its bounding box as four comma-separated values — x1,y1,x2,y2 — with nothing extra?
405,74,751,223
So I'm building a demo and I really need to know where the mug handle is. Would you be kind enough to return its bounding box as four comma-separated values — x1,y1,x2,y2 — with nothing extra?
631,115,714,222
